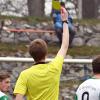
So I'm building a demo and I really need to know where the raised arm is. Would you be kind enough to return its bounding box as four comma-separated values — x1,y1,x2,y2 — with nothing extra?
57,7,69,58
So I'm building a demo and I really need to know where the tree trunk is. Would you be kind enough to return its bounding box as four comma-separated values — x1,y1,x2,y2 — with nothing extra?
27,0,45,16
82,0,98,18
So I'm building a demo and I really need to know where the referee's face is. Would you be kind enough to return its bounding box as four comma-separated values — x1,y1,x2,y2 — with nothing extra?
0,78,10,92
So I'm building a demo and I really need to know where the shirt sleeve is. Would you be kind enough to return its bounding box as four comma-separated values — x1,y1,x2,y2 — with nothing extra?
48,55,64,74
74,94,78,100
14,71,28,95
0,96,8,100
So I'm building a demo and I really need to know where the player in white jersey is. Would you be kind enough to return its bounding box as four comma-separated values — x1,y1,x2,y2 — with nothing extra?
75,55,100,100
0,70,10,100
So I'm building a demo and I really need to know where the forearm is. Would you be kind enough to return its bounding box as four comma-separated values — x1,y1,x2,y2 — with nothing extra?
62,22,69,49
57,22,69,57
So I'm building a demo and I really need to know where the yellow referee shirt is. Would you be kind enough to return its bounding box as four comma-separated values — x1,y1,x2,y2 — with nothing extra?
14,55,64,100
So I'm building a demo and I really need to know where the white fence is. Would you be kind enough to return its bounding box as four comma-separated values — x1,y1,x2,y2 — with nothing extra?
0,57,92,64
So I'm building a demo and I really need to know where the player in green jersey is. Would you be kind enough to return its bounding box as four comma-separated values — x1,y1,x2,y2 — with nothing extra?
0,70,10,100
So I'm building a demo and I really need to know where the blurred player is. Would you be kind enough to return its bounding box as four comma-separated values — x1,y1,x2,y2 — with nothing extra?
0,70,10,100
52,1,75,47
75,55,100,100
14,7,69,100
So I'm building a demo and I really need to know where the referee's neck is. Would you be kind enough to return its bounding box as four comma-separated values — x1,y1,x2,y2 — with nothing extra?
35,59,46,64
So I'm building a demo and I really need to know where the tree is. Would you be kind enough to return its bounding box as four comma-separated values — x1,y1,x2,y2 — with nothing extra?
82,0,98,18
27,0,45,16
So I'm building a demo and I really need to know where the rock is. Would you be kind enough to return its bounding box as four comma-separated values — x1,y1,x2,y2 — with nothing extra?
65,55,73,59
1,62,13,71
1,37,15,43
1,32,9,37
4,20,12,26
41,33,52,42
9,33,14,38
93,24,100,32
24,52,30,57
41,22,48,27
51,34,59,43
28,33,39,41
18,35,30,42
72,37,84,46
23,24,33,28
86,38,100,47
36,23,43,29
84,27,93,34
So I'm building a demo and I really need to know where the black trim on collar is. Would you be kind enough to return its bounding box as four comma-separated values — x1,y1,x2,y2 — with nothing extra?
34,62,46,65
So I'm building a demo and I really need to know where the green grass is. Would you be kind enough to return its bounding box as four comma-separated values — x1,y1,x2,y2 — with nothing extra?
68,46,100,56
0,15,52,24
74,19,100,25
0,43,27,55
0,15,100,25
0,43,100,56
48,44,100,56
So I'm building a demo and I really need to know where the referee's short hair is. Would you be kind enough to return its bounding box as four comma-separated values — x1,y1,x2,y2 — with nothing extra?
92,55,100,74
29,39,48,62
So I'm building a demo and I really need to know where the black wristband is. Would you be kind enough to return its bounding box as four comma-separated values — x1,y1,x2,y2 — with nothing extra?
62,20,68,24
